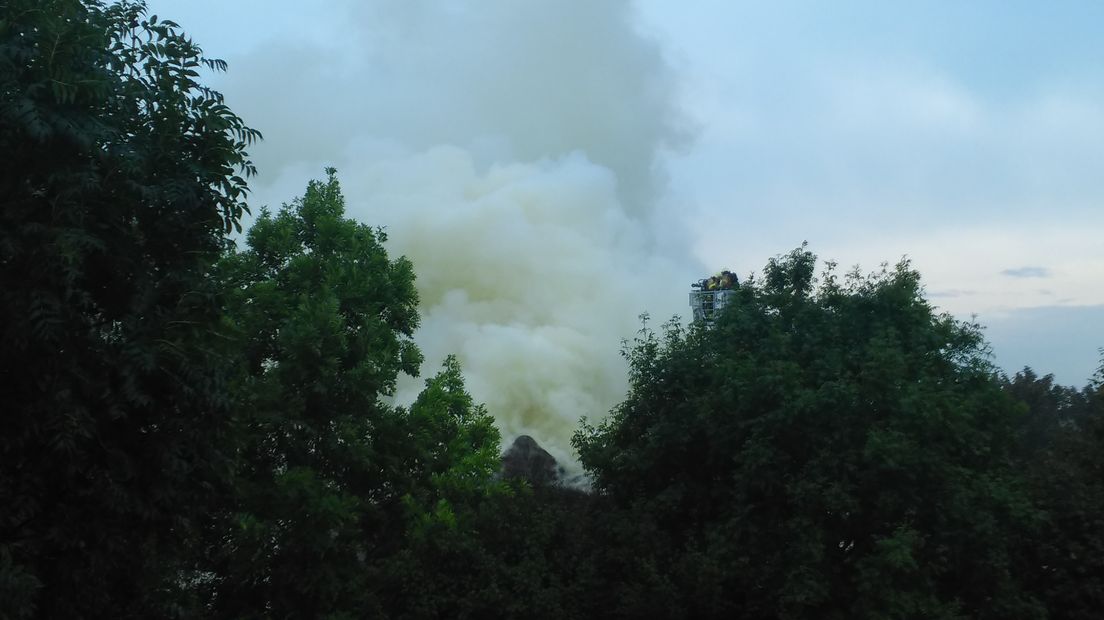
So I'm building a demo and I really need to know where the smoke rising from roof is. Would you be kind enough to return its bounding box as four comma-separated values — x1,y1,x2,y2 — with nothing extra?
221,0,700,466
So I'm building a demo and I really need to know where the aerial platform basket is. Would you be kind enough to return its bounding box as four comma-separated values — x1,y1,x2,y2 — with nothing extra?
689,288,737,324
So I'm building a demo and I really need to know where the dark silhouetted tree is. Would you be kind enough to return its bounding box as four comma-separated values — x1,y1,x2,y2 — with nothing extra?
576,246,1045,619
1,1,257,616
1005,364,1104,620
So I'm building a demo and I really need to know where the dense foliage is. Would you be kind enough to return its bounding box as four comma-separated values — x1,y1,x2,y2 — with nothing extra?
1003,369,1104,620
200,170,506,618
574,248,1097,619
1,1,257,616
3,3,1103,619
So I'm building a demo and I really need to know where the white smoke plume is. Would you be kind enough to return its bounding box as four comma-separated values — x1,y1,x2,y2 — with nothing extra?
216,0,700,467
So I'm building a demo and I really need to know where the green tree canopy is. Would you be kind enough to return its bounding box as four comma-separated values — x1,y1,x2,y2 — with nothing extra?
1003,366,1104,620
1,1,257,616
204,170,504,618
575,246,1043,619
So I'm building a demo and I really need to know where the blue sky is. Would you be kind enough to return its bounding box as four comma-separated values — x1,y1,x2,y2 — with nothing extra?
641,0,1104,385
150,0,1103,386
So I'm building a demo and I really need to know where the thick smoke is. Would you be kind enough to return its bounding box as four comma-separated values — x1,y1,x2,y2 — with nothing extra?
348,147,691,467
228,0,698,467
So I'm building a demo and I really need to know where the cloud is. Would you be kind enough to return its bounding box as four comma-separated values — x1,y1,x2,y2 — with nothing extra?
1001,266,1051,278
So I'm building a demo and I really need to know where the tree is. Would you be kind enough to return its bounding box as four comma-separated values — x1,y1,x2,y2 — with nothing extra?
204,170,506,618
1004,365,1104,620
575,246,1044,619
1001,368,1091,459
1,1,257,616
